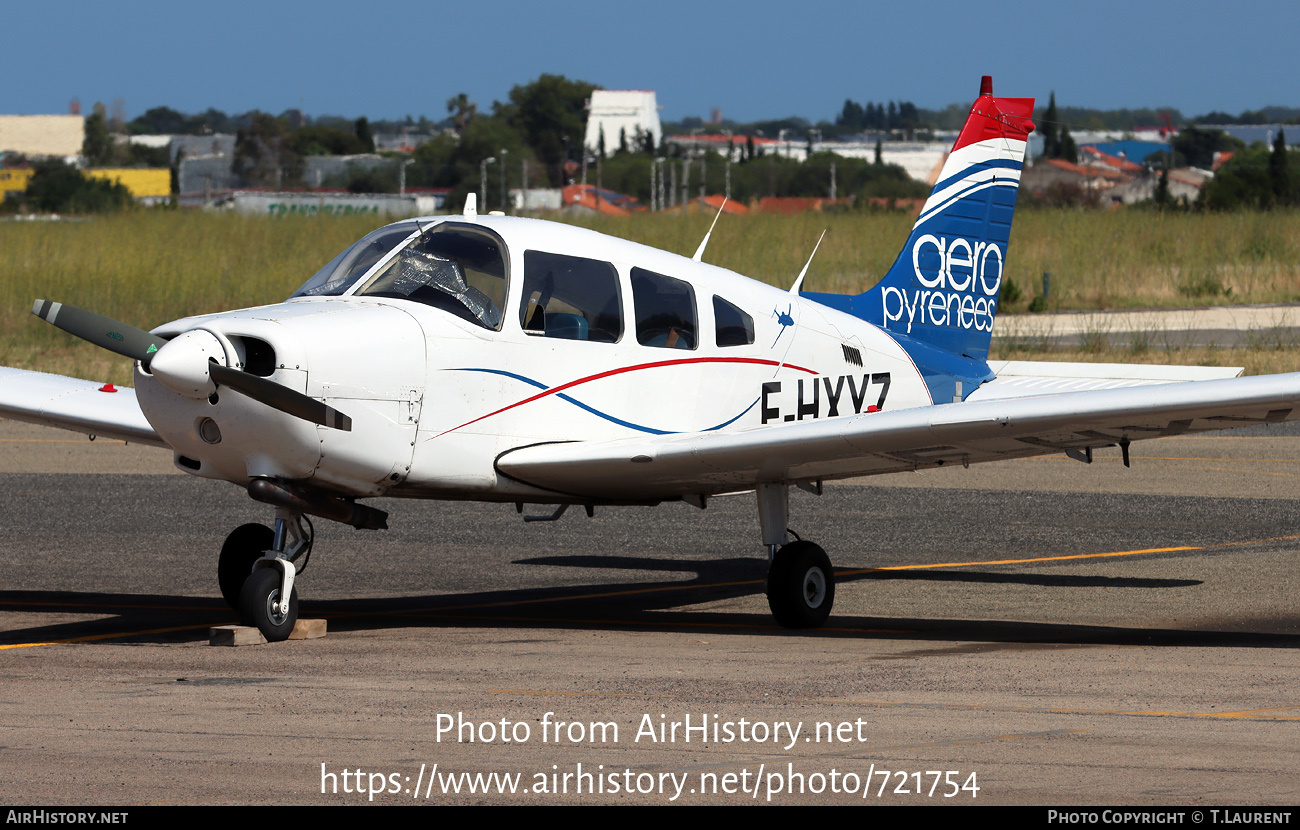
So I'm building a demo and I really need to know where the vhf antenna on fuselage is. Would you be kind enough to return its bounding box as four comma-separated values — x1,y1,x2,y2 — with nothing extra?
789,229,827,295
691,198,728,262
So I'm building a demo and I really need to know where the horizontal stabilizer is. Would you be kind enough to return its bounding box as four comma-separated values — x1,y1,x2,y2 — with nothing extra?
968,360,1245,401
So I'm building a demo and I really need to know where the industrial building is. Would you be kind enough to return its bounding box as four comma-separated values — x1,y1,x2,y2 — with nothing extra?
0,114,84,157
584,90,661,155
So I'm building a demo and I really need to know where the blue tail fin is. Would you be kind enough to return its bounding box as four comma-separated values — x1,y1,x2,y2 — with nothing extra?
804,76,1034,363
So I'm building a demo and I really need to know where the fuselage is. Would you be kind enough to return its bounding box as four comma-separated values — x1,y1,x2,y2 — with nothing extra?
135,214,933,502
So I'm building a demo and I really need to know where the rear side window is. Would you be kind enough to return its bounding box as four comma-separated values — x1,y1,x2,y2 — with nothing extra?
713,295,755,346
632,268,697,350
520,251,622,342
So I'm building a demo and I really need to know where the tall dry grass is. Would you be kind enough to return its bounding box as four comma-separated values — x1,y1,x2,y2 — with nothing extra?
569,209,1300,307
0,211,379,383
2,208,1298,383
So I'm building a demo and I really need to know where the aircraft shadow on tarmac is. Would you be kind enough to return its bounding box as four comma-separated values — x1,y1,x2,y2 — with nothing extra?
2,553,1296,650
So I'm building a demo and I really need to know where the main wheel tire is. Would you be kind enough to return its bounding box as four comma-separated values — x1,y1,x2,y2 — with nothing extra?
239,567,299,642
218,523,273,610
766,540,835,629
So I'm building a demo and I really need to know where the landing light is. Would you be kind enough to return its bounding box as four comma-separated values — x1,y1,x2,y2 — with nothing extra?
198,417,222,444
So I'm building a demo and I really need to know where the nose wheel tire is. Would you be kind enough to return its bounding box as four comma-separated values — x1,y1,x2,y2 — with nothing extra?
239,567,299,642
766,540,835,629
218,523,274,610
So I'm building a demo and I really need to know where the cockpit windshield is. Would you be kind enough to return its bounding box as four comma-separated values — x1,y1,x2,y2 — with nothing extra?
355,223,508,330
289,221,509,331
290,225,417,298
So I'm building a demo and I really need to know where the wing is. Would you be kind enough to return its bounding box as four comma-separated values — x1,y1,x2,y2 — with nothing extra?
0,367,166,448
496,371,1300,501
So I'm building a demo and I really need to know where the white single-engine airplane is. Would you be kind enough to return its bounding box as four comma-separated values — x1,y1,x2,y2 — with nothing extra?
5,77,1299,641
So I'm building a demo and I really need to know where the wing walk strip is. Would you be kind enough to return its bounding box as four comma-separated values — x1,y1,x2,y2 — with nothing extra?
5,533,1300,649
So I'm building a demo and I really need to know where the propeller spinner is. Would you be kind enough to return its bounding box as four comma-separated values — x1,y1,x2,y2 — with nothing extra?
31,299,352,431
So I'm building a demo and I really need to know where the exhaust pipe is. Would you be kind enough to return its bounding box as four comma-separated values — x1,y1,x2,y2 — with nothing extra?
248,479,389,530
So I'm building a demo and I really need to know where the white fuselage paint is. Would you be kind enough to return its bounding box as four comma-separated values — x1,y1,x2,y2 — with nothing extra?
134,215,932,502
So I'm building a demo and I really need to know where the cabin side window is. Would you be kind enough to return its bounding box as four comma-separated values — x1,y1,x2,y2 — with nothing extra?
631,268,697,350
713,295,755,347
519,251,623,343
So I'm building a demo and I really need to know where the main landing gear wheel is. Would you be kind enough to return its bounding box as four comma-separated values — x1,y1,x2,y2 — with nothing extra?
218,523,273,610
239,567,299,642
766,540,835,629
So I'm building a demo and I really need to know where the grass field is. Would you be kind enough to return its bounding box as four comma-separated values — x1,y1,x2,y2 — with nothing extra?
2,208,1298,385
571,209,1300,308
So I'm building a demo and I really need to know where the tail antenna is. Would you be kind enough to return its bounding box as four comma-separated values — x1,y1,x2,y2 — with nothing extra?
788,229,827,295
691,198,728,262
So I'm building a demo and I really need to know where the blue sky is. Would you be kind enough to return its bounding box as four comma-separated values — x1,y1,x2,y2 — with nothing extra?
5,1,1296,124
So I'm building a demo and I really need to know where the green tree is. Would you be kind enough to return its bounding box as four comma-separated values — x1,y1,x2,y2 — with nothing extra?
1171,126,1242,168
1269,129,1289,204
233,112,301,187
25,159,132,213
354,117,375,153
1153,163,1171,208
501,74,598,186
292,125,366,156
446,93,477,131
128,106,188,135
1200,145,1299,209
1059,124,1077,164
438,115,533,211
82,102,114,166
1041,92,1059,159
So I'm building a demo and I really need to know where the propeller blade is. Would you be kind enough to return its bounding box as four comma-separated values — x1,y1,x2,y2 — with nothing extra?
31,298,351,431
209,363,352,431
31,300,167,365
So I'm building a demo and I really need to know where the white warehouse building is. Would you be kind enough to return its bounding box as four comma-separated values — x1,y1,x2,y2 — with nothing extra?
584,90,661,155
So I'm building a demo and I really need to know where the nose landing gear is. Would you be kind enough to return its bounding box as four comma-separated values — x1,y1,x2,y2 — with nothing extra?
217,509,312,641
239,565,299,641
217,523,274,609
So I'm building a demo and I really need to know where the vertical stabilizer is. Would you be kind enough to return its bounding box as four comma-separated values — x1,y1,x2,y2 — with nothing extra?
803,77,1034,364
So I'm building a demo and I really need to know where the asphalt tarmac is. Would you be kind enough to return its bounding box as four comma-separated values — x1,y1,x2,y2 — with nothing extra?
2,418,1299,806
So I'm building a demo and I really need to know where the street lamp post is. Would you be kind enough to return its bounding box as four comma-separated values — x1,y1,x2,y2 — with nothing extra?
480,156,496,212
721,129,733,201
651,157,660,211
399,158,414,196
499,148,509,213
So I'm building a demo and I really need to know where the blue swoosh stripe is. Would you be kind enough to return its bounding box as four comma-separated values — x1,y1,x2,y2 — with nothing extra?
917,179,1019,225
446,367,757,435
931,158,1023,195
